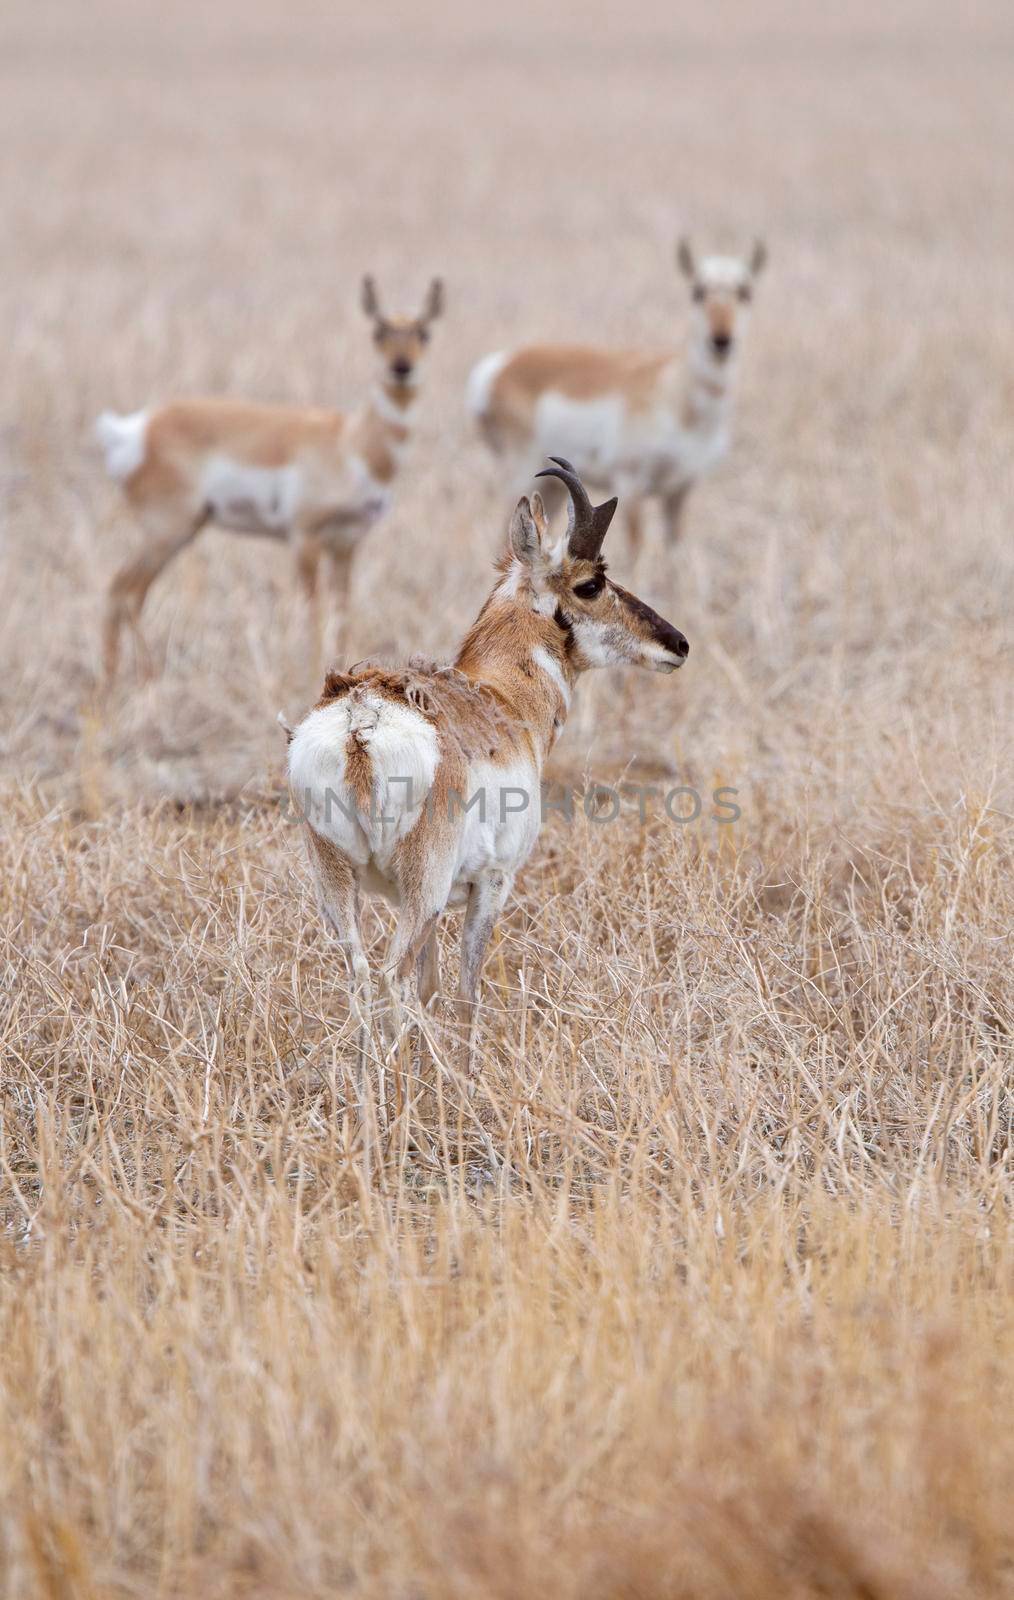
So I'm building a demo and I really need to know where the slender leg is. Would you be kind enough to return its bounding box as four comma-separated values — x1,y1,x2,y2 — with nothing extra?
328,546,355,612
416,927,440,1009
295,532,325,675
458,870,512,1080
662,482,692,546
305,831,372,1094
380,910,441,1041
405,924,442,1111
377,909,443,1127
625,495,646,559
324,545,356,663
295,532,324,599
103,508,208,682
608,471,645,564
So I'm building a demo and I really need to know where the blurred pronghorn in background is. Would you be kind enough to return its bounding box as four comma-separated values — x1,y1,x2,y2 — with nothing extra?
286,459,688,1085
467,240,766,551
97,275,444,679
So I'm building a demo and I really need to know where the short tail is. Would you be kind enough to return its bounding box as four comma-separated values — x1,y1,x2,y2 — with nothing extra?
466,351,509,421
95,408,149,481
466,351,513,457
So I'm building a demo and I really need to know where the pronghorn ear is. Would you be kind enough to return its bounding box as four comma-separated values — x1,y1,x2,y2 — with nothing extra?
361,275,381,321
750,238,768,277
676,237,695,279
422,277,444,322
509,496,542,565
529,490,549,537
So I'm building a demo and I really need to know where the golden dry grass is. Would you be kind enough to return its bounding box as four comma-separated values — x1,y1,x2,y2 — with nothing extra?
1,1,1013,1595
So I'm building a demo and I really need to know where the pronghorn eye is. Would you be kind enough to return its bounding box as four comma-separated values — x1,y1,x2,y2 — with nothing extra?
573,577,605,600
418,327,430,343
692,284,706,303
738,284,752,302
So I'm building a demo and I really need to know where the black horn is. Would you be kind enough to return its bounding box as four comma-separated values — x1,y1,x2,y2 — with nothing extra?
534,456,617,561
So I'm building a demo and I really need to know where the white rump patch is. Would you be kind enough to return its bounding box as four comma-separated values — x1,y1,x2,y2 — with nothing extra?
466,350,508,418
288,693,439,871
95,409,149,481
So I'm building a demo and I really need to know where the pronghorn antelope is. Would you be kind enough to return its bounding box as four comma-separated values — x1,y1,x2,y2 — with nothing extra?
467,239,766,550
286,458,688,1074
96,275,443,679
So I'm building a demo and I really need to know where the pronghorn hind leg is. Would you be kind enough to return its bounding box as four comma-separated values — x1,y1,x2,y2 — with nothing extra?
458,870,512,1084
379,837,457,1117
411,924,442,1100
379,909,443,1041
382,841,456,1038
304,831,373,1115
378,909,442,1127
103,507,208,684
416,927,440,1010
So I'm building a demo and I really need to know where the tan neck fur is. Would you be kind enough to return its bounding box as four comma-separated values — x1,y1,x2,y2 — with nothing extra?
455,582,575,761
350,383,417,483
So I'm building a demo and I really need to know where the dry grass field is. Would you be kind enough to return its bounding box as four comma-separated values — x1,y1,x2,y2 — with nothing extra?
2,1,1013,1595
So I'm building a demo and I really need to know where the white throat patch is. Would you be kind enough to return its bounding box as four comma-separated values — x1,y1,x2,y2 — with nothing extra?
571,617,627,668
372,385,417,427
532,645,571,709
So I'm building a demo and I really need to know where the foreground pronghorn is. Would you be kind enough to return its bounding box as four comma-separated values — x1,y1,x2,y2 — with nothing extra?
467,239,766,549
97,276,443,678
287,459,688,1075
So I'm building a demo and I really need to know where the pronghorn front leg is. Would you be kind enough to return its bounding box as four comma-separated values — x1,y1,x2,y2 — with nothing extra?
662,481,692,546
294,530,326,673
323,544,357,662
624,495,647,559
103,509,208,683
458,870,512,1082
610,472,646,563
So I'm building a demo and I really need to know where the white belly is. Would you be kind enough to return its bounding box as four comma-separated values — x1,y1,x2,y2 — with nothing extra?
531,392,728,496
200,454,393,543
451,755,542,887
304,456,394,547
532,393,681,494
290,696,543,909
202,457,301,535
534,392,625,479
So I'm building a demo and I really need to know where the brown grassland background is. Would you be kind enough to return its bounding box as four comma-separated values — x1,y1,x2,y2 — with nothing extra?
2,1,1013,1595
